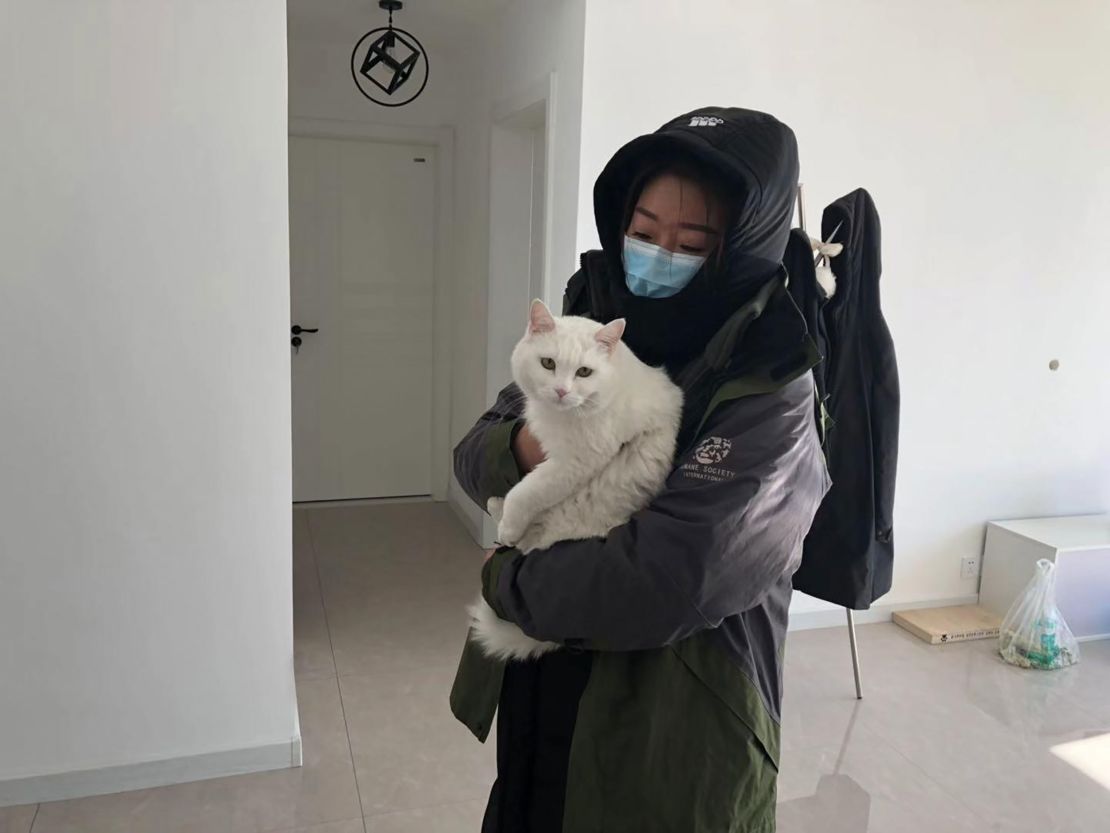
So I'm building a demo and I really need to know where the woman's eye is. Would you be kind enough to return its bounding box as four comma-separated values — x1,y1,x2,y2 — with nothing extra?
541,358,556,371
632,231,652,241
576,367,593,378
680,245,705,254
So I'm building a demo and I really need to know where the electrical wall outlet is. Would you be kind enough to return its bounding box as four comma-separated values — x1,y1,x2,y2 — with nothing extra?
961,556,981,580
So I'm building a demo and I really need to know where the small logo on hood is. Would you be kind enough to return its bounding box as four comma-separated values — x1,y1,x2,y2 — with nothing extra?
688,116,724,127
694,437,732,464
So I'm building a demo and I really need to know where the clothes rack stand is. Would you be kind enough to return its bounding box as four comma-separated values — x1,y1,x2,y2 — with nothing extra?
796,182,863,701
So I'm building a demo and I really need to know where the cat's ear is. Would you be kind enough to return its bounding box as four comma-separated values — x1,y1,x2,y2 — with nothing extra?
595,318,626,352
528,299,555,336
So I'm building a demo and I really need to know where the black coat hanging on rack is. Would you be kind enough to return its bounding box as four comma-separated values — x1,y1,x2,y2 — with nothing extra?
793,188,900,610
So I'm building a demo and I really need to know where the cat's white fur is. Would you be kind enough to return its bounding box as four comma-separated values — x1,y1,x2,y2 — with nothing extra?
468,300,683,662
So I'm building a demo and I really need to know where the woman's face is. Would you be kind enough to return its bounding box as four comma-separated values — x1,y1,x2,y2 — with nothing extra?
625,172,724,256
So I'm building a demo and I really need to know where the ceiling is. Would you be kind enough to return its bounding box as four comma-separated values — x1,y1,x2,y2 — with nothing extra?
288,0,509,40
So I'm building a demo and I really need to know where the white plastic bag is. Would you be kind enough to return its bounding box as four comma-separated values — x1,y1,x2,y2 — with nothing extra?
998,559,1080,670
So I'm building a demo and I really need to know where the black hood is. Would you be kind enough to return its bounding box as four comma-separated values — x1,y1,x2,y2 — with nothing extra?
822,187,882,317
588,107,801,369
594,106,800,278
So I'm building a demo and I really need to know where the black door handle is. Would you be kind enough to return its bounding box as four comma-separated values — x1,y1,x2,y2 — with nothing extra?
291,325,319,335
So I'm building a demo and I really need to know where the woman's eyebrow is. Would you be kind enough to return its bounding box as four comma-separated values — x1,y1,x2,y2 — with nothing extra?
679,221,719,234
635,206,718,234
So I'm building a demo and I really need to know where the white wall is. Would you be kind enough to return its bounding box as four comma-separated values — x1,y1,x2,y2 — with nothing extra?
577,0,1110,614
472,0,587,315
0,0,298,797
447,0,588,540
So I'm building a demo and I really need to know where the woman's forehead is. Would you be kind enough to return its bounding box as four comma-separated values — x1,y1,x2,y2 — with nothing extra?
635,172,721,225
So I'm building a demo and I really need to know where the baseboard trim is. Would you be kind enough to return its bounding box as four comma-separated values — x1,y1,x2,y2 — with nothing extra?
294,495,433,509
448,478,497,549
448,487,483,544
788,594,982,632
1076,632,1110,643
0,736,302,808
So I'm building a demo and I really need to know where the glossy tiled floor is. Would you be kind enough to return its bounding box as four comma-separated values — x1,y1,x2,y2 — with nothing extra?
5,503,1108,832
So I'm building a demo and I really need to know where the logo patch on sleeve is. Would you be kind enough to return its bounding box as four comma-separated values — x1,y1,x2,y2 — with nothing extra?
681,437,736,483
694,437,732,464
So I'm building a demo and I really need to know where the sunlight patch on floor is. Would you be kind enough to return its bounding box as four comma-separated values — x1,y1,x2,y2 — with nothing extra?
1051,731,1110,791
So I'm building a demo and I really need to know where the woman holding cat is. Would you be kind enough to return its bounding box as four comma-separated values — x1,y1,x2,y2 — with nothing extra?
451,107,830,833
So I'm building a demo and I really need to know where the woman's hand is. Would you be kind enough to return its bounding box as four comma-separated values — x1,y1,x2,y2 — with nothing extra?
511,424,546,474
484,548,496,563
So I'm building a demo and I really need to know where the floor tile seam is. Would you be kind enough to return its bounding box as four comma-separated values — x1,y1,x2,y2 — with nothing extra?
256,814,368,833
857,713,1001,828
362,795,487,820
307,514,368,825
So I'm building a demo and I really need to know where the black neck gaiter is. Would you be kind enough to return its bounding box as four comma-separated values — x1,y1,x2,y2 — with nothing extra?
586,250,780,375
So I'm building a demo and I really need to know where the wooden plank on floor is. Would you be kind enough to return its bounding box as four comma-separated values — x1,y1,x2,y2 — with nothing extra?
893,604,1002,644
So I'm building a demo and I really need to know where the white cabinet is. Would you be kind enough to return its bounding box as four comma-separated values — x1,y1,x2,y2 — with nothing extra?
980,515,1110,641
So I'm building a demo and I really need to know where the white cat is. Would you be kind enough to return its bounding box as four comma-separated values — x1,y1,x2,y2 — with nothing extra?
468,300,683,661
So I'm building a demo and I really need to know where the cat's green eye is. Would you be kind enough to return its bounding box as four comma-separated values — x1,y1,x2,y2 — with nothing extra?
576,367,593,378
540,357,556,371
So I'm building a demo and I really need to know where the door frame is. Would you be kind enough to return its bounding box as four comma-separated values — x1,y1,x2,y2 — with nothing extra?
288,118,454,501
491,73,558,306
485,73,558,412
470,74,558,546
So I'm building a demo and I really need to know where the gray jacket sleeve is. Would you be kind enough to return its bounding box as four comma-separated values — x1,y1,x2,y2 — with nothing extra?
481,374,831,651
453,383,527,511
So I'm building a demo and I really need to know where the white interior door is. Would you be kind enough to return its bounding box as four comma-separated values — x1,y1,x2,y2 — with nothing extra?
290,137,436,502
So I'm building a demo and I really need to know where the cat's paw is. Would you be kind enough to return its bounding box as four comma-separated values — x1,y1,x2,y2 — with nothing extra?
486,497,504,523
496,514,527,549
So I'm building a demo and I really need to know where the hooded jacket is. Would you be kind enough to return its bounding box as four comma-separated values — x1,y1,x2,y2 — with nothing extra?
450,108,830,833
793,189,899,609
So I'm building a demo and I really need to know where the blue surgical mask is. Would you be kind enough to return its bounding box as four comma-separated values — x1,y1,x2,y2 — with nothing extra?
622,236,707,298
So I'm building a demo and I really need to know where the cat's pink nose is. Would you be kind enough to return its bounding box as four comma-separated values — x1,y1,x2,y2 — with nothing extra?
555,387,569,400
